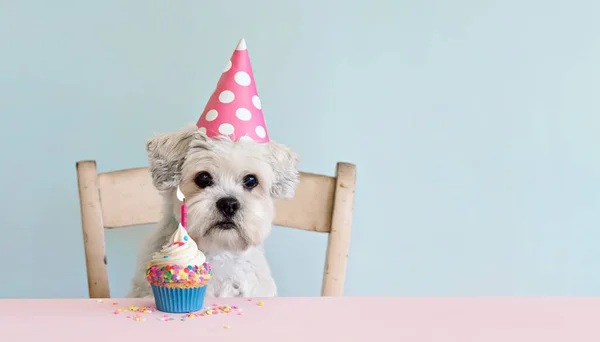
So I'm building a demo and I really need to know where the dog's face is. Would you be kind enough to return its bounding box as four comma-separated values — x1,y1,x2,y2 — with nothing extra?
146,126,299,253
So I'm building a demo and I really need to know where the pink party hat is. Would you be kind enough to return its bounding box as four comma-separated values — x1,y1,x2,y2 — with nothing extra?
196,39,270,143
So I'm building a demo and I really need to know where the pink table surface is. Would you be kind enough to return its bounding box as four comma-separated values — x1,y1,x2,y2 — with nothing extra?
1,297,600,341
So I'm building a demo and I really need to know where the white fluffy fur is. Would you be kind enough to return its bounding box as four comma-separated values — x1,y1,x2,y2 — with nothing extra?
128,127,299,298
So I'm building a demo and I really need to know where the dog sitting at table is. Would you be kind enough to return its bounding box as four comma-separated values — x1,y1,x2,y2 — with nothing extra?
127,39,299,298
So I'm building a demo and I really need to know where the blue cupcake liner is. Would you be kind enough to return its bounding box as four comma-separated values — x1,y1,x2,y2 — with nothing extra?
151,285,207,313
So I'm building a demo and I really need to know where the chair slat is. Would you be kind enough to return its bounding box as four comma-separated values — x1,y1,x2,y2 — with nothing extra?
98,168,337,232
99,167,162,228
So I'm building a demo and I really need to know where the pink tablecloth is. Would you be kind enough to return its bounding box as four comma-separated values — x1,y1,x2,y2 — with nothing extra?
1,297,600,341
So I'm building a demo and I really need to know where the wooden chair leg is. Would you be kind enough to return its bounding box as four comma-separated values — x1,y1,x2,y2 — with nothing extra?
322,162,356,296
76,161,110,298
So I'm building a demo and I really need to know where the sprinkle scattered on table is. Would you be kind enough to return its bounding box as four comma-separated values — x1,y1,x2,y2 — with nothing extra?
158,315,176,322
198,305,239,317
99,301,246,323
132,314,146,322
127,305,155,313
223,325,231,329
257,301,264,306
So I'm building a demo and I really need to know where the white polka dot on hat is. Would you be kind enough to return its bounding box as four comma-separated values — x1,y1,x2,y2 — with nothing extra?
196,39,270,143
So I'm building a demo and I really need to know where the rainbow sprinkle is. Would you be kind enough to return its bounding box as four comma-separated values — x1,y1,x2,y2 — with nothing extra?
132,314,146,322
99,301,243,323
145,262,213,286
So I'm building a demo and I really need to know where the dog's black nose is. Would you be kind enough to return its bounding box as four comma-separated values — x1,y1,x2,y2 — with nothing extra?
216,197,240,218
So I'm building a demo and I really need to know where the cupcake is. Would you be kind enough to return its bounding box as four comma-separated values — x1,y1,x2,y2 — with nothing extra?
146,223,212,313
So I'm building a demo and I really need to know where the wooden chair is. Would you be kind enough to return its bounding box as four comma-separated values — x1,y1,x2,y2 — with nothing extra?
76,160,356,298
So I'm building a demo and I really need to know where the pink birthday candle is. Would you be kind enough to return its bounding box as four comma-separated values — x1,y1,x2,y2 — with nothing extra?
176,186,187,230
181,199,187,229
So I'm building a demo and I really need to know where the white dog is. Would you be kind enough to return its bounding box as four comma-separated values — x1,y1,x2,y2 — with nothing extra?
128,126,299,298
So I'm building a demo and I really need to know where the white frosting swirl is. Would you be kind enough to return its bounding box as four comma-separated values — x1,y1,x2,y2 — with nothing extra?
150,223,206,267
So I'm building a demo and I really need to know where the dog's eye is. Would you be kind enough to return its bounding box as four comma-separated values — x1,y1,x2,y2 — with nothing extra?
242,174,259,190
194,172,213,189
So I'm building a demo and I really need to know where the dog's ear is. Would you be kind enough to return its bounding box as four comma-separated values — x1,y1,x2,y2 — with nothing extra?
266,141,300,199
146,126,198,191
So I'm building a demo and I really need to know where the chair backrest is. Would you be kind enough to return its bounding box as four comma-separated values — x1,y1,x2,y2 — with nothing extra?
76,160,356,298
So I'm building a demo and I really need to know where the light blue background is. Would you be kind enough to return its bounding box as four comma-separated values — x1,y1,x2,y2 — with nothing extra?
1,1,599,298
